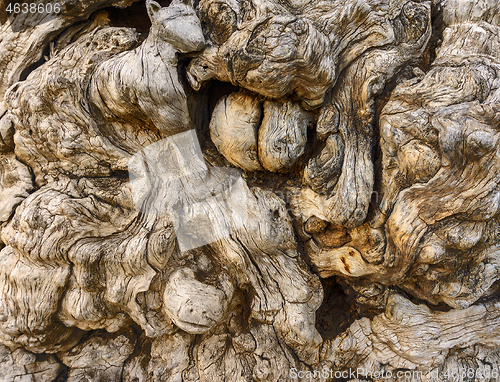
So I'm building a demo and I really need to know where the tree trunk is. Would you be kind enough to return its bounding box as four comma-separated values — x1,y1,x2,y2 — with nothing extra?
1,0,500,381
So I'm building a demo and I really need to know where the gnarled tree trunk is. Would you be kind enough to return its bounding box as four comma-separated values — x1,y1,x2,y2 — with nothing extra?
0,0,500,381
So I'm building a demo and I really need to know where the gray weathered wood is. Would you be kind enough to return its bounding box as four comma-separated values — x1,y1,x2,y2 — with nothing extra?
0,0,499,380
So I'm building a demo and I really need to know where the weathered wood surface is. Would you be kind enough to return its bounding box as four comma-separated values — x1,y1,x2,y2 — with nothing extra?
301,0,500,310
320,293,500,379
0,0,499,380
210,91,264,171
0,0,137,111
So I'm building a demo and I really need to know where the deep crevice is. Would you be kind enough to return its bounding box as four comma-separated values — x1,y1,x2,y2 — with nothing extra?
19,42,51,81
316,277,382,341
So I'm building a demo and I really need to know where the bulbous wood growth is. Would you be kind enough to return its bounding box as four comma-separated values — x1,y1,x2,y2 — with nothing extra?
0,0,500,381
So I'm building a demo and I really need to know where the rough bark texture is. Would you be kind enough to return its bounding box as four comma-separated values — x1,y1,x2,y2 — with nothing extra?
0,0,500,381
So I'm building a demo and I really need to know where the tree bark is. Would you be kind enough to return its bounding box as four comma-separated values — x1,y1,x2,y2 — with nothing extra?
0,0,500,381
